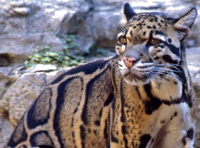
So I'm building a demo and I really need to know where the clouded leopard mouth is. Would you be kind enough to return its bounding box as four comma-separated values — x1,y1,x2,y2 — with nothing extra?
120,62,155,85
124,71,145,79
123,70,151,85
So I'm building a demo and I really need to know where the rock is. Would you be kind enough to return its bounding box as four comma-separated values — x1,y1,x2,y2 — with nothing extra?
187,48,200,99
0,54,10,66
186,47,200,145
0,0,96,61
0,72,47,126
0,64,68,146
12,7,31,16
187,17,200,47
186,47,200,81
0,32,64,62
0,64,66,126
56,2,95,53
31,64,58,72
0,117,14,148
0,1,64,63
0,0,198,62
0,72,16,104
91,8,121,48
0,74,15,108
63,5,122,53
162,6,200,47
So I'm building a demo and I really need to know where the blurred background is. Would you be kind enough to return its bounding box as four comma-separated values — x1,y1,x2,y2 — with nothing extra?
0,0,199,147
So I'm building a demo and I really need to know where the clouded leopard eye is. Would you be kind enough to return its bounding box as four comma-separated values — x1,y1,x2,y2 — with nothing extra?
149,38,162,45
119,37,127,44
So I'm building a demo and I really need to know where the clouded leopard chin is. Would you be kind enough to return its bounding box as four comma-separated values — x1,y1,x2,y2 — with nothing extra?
8,3,197,148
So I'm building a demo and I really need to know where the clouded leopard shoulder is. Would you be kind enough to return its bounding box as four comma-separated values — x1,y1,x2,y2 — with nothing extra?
7,3,197,148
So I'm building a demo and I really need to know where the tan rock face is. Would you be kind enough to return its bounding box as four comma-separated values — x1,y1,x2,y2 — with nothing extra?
186,47,200,148
0,66,64,124
0,117,14,148
0,73,47,126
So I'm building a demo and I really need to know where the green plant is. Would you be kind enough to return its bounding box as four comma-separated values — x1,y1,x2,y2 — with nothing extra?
85,45,110,57
25,35,84,68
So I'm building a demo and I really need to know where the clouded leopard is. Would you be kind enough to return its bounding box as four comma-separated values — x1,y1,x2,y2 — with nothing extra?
7,3,197,148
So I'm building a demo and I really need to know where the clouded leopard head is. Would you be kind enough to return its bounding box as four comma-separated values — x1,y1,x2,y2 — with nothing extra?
116,3,197,85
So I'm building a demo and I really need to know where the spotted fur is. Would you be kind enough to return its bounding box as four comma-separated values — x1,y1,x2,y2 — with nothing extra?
7,3,197,148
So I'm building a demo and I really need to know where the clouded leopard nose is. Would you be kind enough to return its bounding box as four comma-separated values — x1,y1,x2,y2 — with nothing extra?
123,56,139,68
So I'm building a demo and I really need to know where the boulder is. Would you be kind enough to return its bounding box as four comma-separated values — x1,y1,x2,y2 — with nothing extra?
0,1,64,63
0,117,14,148
0,73,15,101
0,64,67,126
187,47,200,109
91,8,121,48
186,47,200,148
0,72,47,126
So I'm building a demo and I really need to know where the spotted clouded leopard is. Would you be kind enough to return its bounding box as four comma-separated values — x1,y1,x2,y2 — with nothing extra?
7,3,197,148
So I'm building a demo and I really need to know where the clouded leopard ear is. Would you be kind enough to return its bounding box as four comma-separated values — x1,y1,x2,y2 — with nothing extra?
173,8,197,40
123,3,137,22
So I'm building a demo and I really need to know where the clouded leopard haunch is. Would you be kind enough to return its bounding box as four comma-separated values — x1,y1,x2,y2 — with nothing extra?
7,3,197,148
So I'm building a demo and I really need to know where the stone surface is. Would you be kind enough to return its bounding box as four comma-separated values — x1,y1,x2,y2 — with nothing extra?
31,64,58,72
0,0,198,62
0,64,66,126
187,47,200,91
0,1,63,63
0,73,47,126
186,47,200,148
0,117,14,148
91,9,121,48
0,74,13,101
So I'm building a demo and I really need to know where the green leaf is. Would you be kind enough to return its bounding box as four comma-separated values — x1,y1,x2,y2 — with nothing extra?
25,34,85,68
